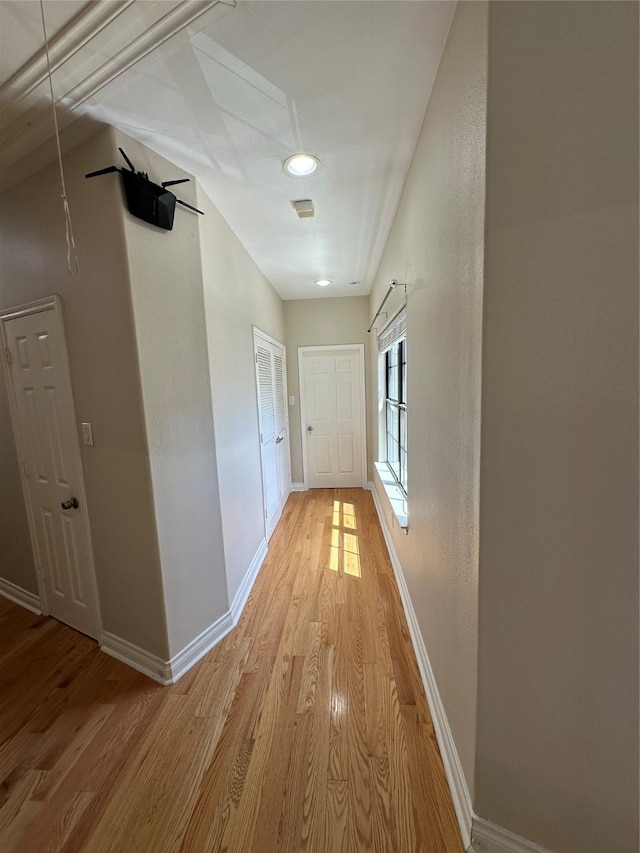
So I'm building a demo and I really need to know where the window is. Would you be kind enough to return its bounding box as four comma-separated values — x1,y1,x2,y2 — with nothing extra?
377,306,407,503
376,307,408,528
384,337,407,495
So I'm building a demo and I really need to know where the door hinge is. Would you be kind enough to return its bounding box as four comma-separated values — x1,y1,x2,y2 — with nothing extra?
255,353,258,364
22,461,29,479
36,565,44,581
5,348,11,366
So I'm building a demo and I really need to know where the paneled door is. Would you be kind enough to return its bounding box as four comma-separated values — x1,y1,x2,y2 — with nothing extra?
253,328,290,539
1,297,100,639
300,345,366,489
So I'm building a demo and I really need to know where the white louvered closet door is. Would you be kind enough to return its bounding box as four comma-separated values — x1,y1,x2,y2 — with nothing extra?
273,350,289,504
254,331,290,539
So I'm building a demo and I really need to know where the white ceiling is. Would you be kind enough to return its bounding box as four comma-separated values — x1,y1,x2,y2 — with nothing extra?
0,0,455,300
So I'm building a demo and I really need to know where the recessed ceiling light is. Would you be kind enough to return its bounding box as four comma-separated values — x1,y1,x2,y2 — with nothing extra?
315,279,332,287
284,153,320,177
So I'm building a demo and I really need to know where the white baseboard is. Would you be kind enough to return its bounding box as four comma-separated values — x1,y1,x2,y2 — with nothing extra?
0,577,42,614
167,609,235,684
369,483,474,849
471,817,553,853
101,538,269,686
267,491,290,540
290,482,306,492
101,631,169,684
230,538,267,624
370,483,556,853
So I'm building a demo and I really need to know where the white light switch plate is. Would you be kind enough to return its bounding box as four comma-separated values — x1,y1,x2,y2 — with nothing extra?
81,422,94,446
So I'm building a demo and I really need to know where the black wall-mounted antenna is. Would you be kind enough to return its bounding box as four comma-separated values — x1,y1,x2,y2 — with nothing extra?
119,147,136,172
85,148,203,230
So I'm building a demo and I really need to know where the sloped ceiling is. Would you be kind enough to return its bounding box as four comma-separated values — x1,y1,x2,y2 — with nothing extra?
0,0,455,299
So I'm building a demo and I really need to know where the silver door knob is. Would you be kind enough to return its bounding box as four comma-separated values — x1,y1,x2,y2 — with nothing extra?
307,425,313,432
61,497,79,510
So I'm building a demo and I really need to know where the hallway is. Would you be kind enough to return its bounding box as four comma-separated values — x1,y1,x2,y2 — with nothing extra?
0,489,463,852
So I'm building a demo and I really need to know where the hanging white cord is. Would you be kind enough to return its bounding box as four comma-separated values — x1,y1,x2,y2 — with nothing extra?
39,0,79,277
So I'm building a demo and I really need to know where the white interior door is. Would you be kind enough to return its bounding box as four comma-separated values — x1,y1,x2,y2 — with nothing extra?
254,329,290,539
300,346,366,489
1,298,100,639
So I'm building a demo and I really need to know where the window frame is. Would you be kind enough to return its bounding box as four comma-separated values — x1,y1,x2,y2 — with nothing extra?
383,336,407,496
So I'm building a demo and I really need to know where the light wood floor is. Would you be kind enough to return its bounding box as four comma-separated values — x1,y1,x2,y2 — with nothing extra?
0,488,463,852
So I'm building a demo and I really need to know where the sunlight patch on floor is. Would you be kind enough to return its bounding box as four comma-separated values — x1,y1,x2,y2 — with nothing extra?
329,500,361,577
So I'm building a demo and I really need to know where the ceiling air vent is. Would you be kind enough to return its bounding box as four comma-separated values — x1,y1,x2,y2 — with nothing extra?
291,199,315,219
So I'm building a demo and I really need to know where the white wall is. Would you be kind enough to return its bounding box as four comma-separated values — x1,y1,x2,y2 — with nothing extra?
197,186,285,604
368,0,487,798
0,127,170,657
0,372,35,592
284,296,371,485
476,3,639,851
114,131,228,659
368,4,639,850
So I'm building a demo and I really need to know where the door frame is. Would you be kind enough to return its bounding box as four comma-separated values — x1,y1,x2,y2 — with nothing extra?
0,294,102,640
252,325,291,541
298,343,367,491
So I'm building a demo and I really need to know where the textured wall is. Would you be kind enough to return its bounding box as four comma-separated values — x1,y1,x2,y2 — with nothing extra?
284,296,371,485
0,366,35,592
115,131,228,658
368,0,487,797
197,186,285,603
476,3,639,850
0,127,169,657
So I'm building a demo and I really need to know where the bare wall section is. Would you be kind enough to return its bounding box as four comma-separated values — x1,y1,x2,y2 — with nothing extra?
368,0,487,797
197,186,285,604
477,3,639,850
0,370,34,592
115,131,228,659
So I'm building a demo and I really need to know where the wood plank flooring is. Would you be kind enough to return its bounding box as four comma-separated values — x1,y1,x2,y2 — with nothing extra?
0,488,464,852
